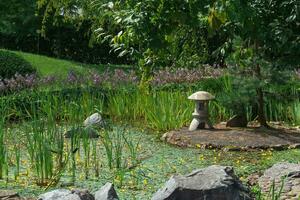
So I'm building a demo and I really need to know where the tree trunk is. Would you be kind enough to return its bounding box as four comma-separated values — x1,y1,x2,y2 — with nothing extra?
253,40,269,128
256,87,268,127
255,62,269,128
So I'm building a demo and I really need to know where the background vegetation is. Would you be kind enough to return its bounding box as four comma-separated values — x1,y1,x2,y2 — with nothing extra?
0,0,299,199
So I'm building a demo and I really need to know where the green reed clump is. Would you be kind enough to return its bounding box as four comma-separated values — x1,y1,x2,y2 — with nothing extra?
92,139,100,177
265,99,300,125
266,178,284,200
107,90,145,121
25,119,54,186
100,127,139,170
100,127,141,188
13,144,21,180
24,101,56,186
254,177,285,200
292,100,300,125
208,101,233,124
0,120,5,180
145,91,192,131
0,99,8,180
81,130,91,179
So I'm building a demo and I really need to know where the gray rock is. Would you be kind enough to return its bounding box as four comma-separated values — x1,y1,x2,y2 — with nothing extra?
152,165,252,200
226,115,247,127
84,113,104,128
95,183,119,200
71,189,95,200
38,189,81,200
258,162,300,198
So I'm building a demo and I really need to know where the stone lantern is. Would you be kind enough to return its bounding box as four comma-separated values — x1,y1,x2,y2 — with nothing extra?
188,91,215,131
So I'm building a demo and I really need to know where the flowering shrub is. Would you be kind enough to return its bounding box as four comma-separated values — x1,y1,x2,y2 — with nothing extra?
0,66,224,94
151,65,223,86
0,73,38,93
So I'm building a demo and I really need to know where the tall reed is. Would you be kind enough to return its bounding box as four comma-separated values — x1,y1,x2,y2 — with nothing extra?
0,116,5,179
0,98,7,180
145,91,192,131
24,100,55,186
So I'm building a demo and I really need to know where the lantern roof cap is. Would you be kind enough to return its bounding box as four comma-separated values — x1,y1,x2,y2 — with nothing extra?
188,91,215,101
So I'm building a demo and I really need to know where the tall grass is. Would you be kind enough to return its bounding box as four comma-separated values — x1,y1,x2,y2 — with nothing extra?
100,127,139,169
265,99,300,125
145,91,192,131
107,90,145,121
0,116,5,179
0,76,298,188
0,99,8,180
292,100,300,125
24,103,54,186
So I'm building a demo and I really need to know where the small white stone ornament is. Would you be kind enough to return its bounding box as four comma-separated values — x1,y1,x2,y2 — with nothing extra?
188,91,214,131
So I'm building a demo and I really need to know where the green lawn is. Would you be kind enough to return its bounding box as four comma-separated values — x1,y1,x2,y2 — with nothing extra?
13,51,87,76
3,49,132,77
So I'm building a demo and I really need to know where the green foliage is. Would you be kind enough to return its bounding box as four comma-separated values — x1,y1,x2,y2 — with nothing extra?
0,0,128,65
145,91,192,131
0,0,38,38
0,50,36,78
0,101,6,179
90,0,213,80
207,0,300,126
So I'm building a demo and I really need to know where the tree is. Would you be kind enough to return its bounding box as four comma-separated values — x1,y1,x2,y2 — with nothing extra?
0,0,39,46
91,0,211,84
208,0,299,127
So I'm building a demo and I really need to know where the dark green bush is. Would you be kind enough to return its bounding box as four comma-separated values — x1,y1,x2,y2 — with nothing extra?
0,50,36,78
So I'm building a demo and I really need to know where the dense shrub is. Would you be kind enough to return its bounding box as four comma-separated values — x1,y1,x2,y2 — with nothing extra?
0,50,36,78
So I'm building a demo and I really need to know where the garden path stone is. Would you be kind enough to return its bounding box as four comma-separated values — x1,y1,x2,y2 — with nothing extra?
94,183,119,200
152,165,252,200
258,162,300,200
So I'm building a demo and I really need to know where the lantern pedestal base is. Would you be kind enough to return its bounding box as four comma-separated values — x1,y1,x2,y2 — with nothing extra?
188,118,213,131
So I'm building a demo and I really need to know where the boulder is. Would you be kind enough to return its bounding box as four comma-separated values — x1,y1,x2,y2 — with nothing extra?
71,189,95,200
226,115,247,127
38,189,80,200
152,165,252,200
84,113,104,128
38,189,95,200
258,162,300,200
95,183,119,200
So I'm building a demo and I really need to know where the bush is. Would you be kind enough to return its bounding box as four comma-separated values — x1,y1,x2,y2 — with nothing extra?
0,50,36,78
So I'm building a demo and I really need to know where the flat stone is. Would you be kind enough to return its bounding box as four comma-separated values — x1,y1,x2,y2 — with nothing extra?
163,125,300,150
